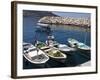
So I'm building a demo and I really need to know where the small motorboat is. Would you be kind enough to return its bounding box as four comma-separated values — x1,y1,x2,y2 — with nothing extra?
36,41,49,49
45,35,59,47
36,23,51,32
23,42,49,66
67,38,90,51
37,23,49,27
44,47,67,63
77,42,90,51
58,44,76,53
67,38,79,48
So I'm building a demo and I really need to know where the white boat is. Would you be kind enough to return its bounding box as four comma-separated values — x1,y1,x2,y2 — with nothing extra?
23,42,49,65
45,35,59,47
67,38,90,51
36,23,51,32
77,42,90,51
67,38,79,48
58,44,76,53
37,23,49,27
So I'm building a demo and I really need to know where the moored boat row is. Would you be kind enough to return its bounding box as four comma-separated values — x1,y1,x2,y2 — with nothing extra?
23,38,90,65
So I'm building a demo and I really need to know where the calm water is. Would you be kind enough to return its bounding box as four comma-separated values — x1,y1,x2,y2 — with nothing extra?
23,13,91,69
52,12,90,19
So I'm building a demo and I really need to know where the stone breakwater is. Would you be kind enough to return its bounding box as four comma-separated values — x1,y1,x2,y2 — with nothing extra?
38,16,91,27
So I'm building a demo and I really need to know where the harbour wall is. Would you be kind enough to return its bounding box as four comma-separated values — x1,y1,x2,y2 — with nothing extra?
38,16,91,27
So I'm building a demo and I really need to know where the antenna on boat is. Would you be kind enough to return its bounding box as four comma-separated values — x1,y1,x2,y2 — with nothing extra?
84,27,88,44
84,31,87,44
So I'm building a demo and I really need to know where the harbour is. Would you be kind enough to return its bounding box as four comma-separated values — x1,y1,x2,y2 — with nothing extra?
23,10,91,69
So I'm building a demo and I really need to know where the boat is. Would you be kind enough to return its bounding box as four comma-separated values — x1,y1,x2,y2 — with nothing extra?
37,23,49,27
23,42,49,67
44,47,67,63
45,35,59,47
35,41,49,50
67,38,90,51
77,42,90,51
67,38,79,48
57,44,76,53
36,23,51,32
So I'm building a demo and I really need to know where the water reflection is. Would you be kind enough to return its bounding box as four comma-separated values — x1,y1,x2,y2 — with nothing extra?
49,24,90,32
34,24,91,46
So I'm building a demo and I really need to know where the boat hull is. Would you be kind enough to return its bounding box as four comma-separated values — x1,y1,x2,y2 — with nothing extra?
78,48,91,55
49,57,66,63
58,44,77,53
77,43,90,52
23,56,47,68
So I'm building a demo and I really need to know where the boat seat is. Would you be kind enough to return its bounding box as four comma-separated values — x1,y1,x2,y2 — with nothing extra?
40,46,50,50
44,48,56,52
31,54,48,62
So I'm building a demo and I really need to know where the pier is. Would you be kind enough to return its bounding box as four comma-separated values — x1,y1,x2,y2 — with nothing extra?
38,16,90,27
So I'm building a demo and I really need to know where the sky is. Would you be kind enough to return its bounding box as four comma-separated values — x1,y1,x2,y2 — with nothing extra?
52,12,91,19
